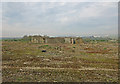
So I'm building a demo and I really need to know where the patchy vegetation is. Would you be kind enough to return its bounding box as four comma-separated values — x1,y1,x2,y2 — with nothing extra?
2,41,118,82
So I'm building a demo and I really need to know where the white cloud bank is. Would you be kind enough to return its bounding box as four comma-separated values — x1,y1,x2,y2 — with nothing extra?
2,2,118,37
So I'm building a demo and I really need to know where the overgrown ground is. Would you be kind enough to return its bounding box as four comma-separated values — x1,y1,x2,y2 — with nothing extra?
2,41,118,82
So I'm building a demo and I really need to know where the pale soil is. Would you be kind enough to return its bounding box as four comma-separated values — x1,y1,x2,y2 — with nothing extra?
2,66,118,71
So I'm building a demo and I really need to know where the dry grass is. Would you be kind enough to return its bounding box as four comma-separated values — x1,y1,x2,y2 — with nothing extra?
2,41,118,82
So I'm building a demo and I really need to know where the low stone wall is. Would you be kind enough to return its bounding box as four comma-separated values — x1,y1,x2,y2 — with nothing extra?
47,37,65,44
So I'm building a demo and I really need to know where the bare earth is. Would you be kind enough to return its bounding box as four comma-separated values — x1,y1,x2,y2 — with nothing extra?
2,41,118,82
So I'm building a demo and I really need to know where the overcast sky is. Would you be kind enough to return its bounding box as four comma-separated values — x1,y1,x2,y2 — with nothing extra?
2,2,118,37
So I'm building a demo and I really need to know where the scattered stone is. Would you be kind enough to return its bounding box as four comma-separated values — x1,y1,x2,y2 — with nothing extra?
37,55,40,57
40,56,44,58
23,62,30,65
59,51,63,53
43,59,51,62
20,68,23,71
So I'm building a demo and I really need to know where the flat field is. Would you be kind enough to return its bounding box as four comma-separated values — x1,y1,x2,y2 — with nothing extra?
2,41,118,82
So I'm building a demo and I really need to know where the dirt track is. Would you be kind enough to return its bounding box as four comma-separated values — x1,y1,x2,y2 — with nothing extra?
2,66,118,71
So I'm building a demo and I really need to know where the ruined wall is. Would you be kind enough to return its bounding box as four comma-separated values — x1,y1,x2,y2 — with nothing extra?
28,35,83,44
75,38,84,44
31,37,37,43
65,38,71,44
31,36,45,43
71,38,76,44
64,38,76,44
47,37,65,44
